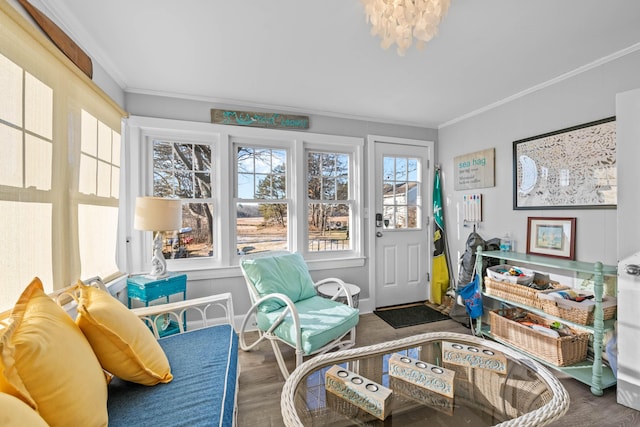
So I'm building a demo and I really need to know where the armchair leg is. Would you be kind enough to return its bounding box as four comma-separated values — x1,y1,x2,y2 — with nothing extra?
271,340,291,380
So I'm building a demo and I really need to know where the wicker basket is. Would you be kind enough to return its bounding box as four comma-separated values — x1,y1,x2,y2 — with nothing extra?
484,277,568,310
538,293,617,326
489,308,590,366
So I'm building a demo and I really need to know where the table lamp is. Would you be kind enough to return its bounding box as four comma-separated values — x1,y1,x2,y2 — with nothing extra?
134,196,182,279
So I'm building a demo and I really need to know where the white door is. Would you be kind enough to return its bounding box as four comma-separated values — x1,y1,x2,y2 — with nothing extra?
617,253,640,410
371,137,433,308
616,88,640,410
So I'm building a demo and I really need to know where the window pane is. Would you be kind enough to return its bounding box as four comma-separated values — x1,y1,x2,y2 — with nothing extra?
0,123,22,187
78,204,119,279
153,140,173,169
381,155,421,230
395,157,407,181
0,201,53,312
175,171,193,198
307,203,350,252
174,143,190,170
25,134,51,190
336,177,348,200
24,72,52,139
0,54,23,127
322,177,335,200
236,202,287,254
308,150,349,201
238,146,286,200
336,154,349,176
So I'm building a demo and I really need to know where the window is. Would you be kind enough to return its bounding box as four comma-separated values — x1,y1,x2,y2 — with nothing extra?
128,116,363,273
236,145,288,254
382,156,421,229
0,4,126,311
307,151,352,252
152,139,214,259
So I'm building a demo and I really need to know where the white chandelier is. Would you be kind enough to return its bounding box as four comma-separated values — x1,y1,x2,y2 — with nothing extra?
361,0,451,56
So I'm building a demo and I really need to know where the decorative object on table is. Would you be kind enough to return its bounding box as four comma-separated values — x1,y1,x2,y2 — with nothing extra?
513,117,616,209
454,148,495,190
388,353,455,397
324,365,392,421
526,217,576,260
134,196,183,279
360,0,450,56
388,376,454,416
441,341,507,374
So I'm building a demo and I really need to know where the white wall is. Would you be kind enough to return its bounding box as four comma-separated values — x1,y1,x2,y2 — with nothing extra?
438,50,640,270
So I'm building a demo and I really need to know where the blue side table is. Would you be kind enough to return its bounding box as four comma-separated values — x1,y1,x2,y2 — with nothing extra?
127,272,187,337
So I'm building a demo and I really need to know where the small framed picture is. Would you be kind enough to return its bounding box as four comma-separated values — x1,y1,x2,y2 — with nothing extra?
526,217,576,260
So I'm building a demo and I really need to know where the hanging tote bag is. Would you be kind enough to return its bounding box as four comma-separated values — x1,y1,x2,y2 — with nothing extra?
458,272,484,320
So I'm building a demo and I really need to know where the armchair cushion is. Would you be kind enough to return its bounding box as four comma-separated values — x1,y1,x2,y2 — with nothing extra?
256,295,359,354
241,252,317,312
76,283,173,385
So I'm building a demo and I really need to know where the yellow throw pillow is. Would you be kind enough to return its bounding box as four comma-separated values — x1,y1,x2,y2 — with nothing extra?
76,282,173,385
0,278,108,427
0,392,48,427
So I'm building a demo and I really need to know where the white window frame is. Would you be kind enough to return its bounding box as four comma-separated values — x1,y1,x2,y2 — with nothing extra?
302,139,362,261
125,116,364,278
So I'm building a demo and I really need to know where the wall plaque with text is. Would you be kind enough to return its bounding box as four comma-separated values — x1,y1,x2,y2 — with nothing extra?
211,109,309,129
454,148,495,190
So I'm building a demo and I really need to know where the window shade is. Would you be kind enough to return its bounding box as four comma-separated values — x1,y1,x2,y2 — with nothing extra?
0,2,127,311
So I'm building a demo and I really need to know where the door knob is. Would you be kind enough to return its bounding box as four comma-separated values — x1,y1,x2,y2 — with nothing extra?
625,264,640,276
376,231,383,238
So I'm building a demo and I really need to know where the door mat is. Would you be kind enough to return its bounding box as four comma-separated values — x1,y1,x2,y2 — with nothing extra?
373,303,450,329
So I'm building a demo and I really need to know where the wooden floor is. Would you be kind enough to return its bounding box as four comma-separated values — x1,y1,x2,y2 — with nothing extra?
237,313,639,426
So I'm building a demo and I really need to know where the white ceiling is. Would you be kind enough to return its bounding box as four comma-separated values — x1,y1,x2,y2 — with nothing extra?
36,0,640,128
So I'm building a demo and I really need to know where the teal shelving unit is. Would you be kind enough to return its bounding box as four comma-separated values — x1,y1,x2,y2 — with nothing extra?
475,248,617,396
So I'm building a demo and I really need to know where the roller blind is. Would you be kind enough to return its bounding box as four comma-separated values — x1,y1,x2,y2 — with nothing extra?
0,2,127,311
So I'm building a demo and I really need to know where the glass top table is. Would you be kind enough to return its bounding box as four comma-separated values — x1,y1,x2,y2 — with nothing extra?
281,332,569,427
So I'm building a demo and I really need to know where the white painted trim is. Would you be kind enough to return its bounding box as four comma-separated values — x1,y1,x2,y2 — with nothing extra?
366,135,435,309
440,42,640,129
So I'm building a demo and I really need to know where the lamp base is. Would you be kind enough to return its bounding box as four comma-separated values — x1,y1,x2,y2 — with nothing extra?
143,272,170,280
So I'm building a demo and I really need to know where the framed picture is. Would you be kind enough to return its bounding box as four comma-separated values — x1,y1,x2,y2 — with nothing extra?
513,117,616,210
526,217,576,260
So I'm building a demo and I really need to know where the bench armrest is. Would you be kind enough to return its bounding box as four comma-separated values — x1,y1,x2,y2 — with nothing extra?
131,293,235,338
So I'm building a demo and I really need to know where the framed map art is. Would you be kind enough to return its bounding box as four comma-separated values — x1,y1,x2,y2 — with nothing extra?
513,117,616,209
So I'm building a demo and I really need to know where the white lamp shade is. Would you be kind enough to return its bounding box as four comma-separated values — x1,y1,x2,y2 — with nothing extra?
134,197,182,231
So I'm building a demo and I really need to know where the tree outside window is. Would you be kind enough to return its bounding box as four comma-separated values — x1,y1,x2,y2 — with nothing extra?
152,140,213,259
236,146,288,255
307,151,351,252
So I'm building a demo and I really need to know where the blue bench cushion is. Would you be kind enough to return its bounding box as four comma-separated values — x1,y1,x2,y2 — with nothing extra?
107,324,238,427
256,295,359,354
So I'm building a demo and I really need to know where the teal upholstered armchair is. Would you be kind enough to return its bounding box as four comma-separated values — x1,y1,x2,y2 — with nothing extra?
239,251,359,379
